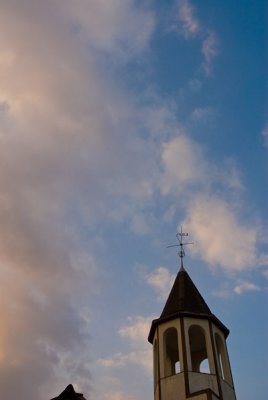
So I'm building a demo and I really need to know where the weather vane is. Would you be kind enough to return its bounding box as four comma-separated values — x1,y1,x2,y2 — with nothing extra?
167,227,193,268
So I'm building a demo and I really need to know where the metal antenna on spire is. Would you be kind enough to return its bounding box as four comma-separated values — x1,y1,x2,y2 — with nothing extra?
167,227,194,268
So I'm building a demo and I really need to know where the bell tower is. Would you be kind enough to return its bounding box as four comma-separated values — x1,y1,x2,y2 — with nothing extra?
148,230,237,400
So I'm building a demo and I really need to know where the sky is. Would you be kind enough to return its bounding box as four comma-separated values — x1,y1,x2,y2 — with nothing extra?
0,0,267,399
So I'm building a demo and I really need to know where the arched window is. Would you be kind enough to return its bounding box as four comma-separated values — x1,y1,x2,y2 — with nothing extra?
215,333,231,384
163,327,180,376
189,325,210,373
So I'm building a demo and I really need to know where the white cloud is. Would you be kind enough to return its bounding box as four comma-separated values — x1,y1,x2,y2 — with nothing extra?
0,1,264,399
202,30,218,75
119,316,152,343
98,353,126,368
176,2,218,75
99,390,138,400
146,267,175,300
142,99,178,141
191,106,216,122
189,78,203,92
98,349,152,373
212,288,232,299
263,270,268,279
98,315,152,375
262,123,268,148
177,0,200,37
160,134,208,195
65,0,155,59
220,159,244,191
160,134,241,195
163,204,177,223
234,281,261,295
130,214,151,235
0,1,157,398
91,374,141,400
258,254,268,266
184,194,258,271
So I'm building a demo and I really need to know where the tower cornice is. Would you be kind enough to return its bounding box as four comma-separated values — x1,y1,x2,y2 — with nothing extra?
148,311,229,343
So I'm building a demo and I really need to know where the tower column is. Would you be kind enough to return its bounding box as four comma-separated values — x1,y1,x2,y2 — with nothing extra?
149,265,237,400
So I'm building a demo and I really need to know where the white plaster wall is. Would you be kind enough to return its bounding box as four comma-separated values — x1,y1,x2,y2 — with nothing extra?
189,395,209,400
211,395,220,400
188,371,218,395
160,373,185,400
152,317,236,400
220,378,236,400
154,383,160,400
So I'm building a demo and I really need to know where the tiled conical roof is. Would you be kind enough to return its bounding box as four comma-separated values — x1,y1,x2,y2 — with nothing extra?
148,265,229,343
160,265,211,318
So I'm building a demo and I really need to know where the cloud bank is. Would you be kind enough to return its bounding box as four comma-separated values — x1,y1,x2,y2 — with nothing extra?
0,0,155,398
0,1,265,399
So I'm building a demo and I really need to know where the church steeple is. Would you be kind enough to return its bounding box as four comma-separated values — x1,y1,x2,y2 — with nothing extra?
148,232,236,400
148,265,229,344
160,265,212,318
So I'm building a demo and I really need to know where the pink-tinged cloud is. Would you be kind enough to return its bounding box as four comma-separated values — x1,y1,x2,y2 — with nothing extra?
178,0,200,37
202,30,218,75
184,194,258,271
234,281,261,295
0,1,156,399
145,267,175,300
98,316,152,373
261,123,268,147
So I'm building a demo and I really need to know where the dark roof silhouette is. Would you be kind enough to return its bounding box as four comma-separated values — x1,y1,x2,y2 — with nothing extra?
160,265,212,317
50,384,86,400
148,265,229,343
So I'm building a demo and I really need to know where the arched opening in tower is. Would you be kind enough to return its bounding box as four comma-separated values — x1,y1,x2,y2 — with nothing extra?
163,327,181,376
189,325,210,373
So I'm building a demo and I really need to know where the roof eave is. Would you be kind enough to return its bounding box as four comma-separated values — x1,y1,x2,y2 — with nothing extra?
148,312,229,344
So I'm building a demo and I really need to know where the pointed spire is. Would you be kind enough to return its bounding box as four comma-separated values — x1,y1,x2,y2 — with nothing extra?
163,229,210,317
148,229,230,343
148,264,229,343
160,265,211,319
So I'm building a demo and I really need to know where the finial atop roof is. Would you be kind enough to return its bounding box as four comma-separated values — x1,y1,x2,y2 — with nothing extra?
167,226,193,269
50,384,86,400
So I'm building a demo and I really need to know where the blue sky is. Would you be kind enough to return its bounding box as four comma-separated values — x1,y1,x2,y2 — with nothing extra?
0,1,267,399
